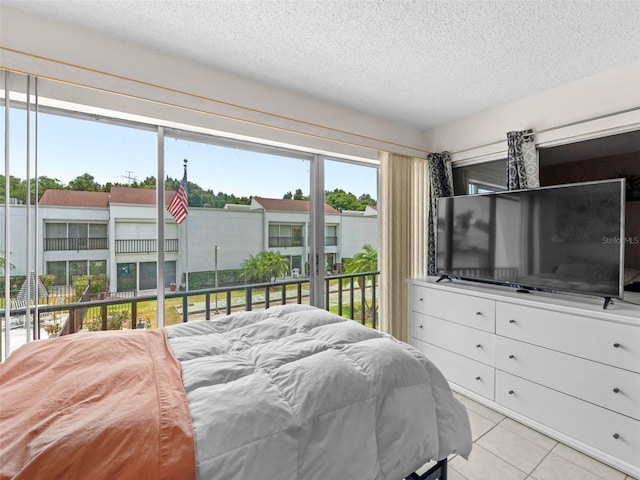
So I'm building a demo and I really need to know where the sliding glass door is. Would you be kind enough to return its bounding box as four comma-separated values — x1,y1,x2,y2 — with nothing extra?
0,69,380,359
162,130,315,325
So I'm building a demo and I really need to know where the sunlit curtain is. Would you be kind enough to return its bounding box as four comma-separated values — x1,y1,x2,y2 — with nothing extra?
507,129,539,190
427,152,453,275
379,152,429,342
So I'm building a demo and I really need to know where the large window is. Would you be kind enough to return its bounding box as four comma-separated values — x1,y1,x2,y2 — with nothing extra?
1,70,380,358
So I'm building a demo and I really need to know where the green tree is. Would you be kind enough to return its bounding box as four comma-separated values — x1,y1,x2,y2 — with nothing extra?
343,244,378,311
139,176,156,188
283,191,293,200
260,251,290,281
68,173,101,191
325,188,360,211
241,254,264,283
293,188,307,200
357,193,377,209
241,251,289,283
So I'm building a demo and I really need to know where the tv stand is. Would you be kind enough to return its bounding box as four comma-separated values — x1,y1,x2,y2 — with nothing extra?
408,277,640,478
515,288,531,294
603,296,613,310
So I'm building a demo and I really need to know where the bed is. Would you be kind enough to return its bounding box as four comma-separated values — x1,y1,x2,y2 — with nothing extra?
0,304,472,480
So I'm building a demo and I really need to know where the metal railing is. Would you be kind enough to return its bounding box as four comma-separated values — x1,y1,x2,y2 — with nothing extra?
115,238,179,254
1,271,380,341
44,237,108,251
268,236,304,247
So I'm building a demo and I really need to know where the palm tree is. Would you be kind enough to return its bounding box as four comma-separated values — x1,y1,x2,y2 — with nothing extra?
241,251,289,283
259,251,290,282
240,254,264,283
343,244,378,315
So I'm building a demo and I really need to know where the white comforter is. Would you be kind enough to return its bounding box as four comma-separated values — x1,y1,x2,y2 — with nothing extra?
167,304,472,480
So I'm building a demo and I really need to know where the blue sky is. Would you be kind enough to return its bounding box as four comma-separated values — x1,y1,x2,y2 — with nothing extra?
1,109,378,200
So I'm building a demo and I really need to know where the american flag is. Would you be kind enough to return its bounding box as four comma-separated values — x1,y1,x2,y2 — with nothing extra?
167,166,188,224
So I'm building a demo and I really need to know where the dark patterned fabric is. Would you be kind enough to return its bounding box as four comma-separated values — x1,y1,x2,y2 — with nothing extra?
427,152,454,275
507,129,539,190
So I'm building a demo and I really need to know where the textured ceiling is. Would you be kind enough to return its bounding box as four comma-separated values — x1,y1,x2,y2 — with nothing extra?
3,0,640,130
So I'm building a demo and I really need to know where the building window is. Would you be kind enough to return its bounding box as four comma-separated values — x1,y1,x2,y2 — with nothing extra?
46,261,67,286
44,222,109,251
269,223,305,247
89,260,107,276
139,262,157,290
117,263,137,292
325,225,338,246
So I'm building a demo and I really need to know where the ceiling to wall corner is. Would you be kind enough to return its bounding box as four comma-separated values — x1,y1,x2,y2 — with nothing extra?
2,0,640,131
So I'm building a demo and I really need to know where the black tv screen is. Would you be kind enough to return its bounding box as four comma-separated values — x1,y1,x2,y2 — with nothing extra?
436,179,625,300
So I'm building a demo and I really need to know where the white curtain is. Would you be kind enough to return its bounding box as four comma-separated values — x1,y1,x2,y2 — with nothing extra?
379,152,429,342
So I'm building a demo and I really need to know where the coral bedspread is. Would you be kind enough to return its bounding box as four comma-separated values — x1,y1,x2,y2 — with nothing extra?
0,329,195,480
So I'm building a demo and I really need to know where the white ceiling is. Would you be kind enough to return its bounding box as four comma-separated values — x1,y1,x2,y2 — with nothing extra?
4,0,640,130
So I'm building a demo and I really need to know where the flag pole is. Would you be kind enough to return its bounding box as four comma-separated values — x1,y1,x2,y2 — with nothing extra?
183,159,189,292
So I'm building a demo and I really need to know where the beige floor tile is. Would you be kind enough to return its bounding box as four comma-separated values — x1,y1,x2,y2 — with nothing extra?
532,453,605,480
448,466,470,480
551,443,626,480
467,409,499,441
450,444,527,480
459,396,506,424
477,424,550,474
499,417,557,451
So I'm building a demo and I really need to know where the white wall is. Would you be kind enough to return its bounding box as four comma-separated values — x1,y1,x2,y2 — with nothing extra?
0,5,426,160
339,213,379,259
423,62,640,163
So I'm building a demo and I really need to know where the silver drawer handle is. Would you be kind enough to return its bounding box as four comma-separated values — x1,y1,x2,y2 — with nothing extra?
508,319,516,324
475,311,482,316
475,376,481,381
613,433,620,439
419,325,424,329
476,344,482,349
613,387,620,394
613,343,621,348
508,390,514,395
508,355,515,359
419,297,424,302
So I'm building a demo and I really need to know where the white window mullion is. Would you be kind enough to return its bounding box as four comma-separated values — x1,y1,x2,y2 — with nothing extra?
309,154,325,308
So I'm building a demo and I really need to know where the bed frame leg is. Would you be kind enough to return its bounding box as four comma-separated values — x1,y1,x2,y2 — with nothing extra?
405,458,448,480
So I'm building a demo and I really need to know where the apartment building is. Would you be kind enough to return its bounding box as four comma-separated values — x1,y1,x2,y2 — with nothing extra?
2,188,378,293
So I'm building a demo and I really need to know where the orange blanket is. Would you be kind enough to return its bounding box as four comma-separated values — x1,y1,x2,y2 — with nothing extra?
0,329,195,480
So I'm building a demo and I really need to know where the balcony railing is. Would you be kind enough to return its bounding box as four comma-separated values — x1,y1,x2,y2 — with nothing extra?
268,236,304,248
115,238,179,254
44,237,108,251
1,271,379,342
266,236,337,247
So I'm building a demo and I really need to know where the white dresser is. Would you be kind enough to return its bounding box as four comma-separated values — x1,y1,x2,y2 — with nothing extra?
409,277,640,478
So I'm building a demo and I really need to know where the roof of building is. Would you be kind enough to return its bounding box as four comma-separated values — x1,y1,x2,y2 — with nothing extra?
252,197,340,214
38,190,111,208
109,187,175,205
38,187,177,207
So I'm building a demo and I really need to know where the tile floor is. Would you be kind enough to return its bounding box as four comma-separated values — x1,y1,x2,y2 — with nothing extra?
418,392,637,480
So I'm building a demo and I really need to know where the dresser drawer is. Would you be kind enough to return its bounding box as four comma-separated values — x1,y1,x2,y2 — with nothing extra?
496,337,640,420
410,284,495,333
412,312,495,366
496,371,640,470
496,302,640,372
413,339,495,400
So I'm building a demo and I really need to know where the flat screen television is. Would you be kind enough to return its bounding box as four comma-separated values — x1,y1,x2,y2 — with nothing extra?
436,179,625,308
